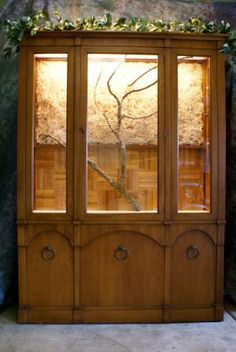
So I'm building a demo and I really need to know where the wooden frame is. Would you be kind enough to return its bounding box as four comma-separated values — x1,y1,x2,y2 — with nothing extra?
77,46,165,221
17,31,226,323
170,48,218,221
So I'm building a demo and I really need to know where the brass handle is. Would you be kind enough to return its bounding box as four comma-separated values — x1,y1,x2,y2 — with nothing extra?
114,246,129,261
186,245,199,259
41,246,56,261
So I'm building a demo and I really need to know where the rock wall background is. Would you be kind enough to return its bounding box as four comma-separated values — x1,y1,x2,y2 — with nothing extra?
0,0,236,307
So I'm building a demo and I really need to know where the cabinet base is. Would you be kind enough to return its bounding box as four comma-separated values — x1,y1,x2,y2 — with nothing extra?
18,306,224,324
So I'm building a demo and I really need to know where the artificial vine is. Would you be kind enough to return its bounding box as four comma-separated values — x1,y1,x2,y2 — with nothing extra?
2,10,236,62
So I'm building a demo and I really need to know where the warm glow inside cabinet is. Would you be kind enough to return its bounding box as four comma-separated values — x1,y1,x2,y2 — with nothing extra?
17,32,226,323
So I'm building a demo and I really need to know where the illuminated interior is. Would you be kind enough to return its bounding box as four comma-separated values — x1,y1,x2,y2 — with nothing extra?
33,53,211,213
33,53,68,212
87,54,158,212
178,56,211,212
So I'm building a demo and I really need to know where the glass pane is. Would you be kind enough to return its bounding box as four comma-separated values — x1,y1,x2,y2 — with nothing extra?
33,54,67,212
87,54,158,212
178,56,210,212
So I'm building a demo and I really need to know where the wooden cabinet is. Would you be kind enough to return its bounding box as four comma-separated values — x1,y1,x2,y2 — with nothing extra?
17,31,226,323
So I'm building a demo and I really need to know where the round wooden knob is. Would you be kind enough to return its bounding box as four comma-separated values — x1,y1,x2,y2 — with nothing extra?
114,246,129,261
41,246,56,260
186,245,199,259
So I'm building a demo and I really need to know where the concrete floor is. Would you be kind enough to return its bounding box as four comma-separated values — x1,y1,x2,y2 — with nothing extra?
0,308,236,352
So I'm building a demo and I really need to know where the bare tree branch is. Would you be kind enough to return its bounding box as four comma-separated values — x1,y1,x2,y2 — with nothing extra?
122,79,158,101
94,71,122,144
90,60,159,210
88,159,141,211
94,69,127,189
39,59,158,212
123,111,157,120
38,134,66,147
38,133,140,210
106,60,126,131
106,60,123,108
128,66,157,87
119,142,126,189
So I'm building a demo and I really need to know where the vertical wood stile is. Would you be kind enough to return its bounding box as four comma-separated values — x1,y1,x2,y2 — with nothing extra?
158,48,165,219
77,47,87,219
217,42,226,221
18,225,28,323
25,49,35,218
210,51,218,220
67,47,75,219
17,47,27,221
169,48,178,219
215,224,225,320
74,46,81,219
163,224,172,322
163,42,172,221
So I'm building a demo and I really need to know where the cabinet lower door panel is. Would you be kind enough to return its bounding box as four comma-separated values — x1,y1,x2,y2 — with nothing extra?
80,229,164,312
27,230,73,308
18,223,223,323
170,229,216,307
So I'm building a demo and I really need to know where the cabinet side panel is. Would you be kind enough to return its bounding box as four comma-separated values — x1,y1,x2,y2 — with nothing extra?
217,49,226,220
17,47,27,220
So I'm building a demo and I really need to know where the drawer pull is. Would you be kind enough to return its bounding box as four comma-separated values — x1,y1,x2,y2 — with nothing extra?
186,245,199,259
114,246,129,261
42,246,56,261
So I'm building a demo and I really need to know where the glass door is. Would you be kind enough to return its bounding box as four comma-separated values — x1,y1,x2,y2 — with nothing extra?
86,54,159,213
177,56,211,213
33,53,68,212
170,50,217,219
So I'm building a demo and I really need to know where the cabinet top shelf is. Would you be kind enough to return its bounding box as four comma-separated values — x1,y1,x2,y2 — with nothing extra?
20,30,228,47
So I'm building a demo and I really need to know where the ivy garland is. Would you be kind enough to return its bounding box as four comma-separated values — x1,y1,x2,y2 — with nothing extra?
2,10,236,63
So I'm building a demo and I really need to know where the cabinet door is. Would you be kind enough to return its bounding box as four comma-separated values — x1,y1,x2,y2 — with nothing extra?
25,49,74,221
27,230,73,307
77,49,165,221
80,228,164,308
169,50,218,220
171,229,216,307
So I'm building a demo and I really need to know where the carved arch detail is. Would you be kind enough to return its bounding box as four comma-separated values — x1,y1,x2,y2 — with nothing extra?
82,229,163,248
27,229,73,246
173,229,216,246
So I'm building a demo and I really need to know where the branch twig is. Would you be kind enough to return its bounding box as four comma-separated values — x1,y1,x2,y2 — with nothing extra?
106,60,123,108
94,71,122,144
123,111,157,120
94,69,127,190
128,65,157,87
38,134,66,147
122,79,158,101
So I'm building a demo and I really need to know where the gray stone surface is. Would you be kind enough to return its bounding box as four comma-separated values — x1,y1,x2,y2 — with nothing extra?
0,308,236,352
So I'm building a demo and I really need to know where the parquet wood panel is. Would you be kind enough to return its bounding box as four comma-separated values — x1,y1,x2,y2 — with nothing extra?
34,144,209,212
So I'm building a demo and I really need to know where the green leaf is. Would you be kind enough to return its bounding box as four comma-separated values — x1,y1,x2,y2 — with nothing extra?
3,46,12,59
219,20,231,34
104,13,112,27
114,17,126,27
2,11,235,62
30,30,37,36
